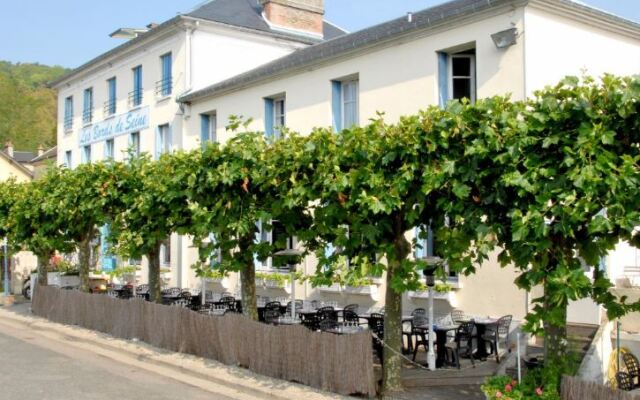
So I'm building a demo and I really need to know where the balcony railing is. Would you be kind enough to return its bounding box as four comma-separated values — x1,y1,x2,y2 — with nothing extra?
155,78,173,98
128,89,143,108
63,116,73,132
82,108,93,125
104,99,117,116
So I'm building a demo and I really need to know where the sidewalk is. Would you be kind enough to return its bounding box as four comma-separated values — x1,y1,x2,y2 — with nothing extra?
0,302,347,400
0,301,484,399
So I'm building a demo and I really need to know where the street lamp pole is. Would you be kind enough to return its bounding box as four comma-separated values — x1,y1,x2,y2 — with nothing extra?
3,237,9,296
422,256,442,372
274,238,302,322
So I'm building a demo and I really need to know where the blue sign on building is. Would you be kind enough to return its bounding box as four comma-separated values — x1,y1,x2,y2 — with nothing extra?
79,106,150,147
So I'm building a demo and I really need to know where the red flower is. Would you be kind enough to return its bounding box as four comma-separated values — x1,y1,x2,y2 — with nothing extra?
495,391,503,398
505,384,513,392
511,380,517,386
536,387,543,396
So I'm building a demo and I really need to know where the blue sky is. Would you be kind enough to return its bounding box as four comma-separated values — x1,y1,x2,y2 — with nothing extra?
1,0,638,68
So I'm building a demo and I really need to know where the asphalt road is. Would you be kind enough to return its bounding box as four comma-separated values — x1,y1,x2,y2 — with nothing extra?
0,322,233,400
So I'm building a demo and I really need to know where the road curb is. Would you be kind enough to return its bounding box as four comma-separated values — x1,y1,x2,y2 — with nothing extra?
0,307,347,400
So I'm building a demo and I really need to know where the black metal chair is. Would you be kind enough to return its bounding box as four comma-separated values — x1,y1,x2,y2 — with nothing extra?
445,320,476,369
264,309,281,325
368,313,385,362
482,315,512,362
285,300,303,317
411,312,432,361
450,309,466,324
136,284,149,294
265,301,281,311
344,304,359,313
623,352,640,388
219,296,237,312
403,308,427,354
343,309,360,326
319,318,338,331
617,371,634,391
317,306,337,322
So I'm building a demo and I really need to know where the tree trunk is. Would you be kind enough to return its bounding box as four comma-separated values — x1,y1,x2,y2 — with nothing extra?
78,234,92,293
148,242,162,303
239,234,258,320
382,214,411,396
543,278,568,371
36,252,51,287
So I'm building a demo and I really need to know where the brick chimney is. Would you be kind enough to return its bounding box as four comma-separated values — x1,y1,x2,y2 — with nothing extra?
4,141,13,158
260,0,324,37
37,144,45,157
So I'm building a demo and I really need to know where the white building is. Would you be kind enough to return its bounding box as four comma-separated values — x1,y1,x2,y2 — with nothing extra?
57,0,640,322
53,0,345,286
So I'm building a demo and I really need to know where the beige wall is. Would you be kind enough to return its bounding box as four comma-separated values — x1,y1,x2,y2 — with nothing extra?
524,5,640,96
0,157,31,182
186,9,526,147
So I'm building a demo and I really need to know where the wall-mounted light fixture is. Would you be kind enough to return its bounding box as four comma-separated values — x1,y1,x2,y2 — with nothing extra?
491,27,518,49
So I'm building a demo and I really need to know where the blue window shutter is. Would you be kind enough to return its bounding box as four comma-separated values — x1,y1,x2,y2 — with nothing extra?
100,225,116,272
438,52,449,107
162,54,172,95
331,81,342,132
200,114,210,149
264,99,274,138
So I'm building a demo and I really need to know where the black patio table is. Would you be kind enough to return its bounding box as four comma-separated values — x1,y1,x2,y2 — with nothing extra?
257,305,288,322
461,318,498,359
413,324,459,368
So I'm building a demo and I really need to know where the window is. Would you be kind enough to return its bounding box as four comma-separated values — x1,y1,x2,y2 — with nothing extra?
99,225,117,273
331,78,359,131
160,238,171,266
64,150,72,168
438,50,476,105
106,77,117,115
131,65,143,107
200,113,217,149
415,225,458,281
64,96,73,132
158,53,172,97
82,145,91,164
254,220,291,270
450,54,476,102
264,97,285,139
129,131,140,156
82,88,93,124
104,139,114,160
155,124,171,159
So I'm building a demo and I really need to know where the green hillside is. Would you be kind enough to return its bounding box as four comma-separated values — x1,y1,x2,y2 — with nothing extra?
0,61,69,152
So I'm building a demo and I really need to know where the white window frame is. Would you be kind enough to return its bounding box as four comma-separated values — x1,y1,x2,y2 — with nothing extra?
273,97,286,139
105,139,114,160
448,54,476,103
159,124,172,155
160,238,171,267
341,79,359,128
207,113,217,143
64,150,72,168
129,131,140,156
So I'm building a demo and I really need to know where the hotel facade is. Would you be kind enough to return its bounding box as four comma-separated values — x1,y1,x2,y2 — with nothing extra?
55,0,640,323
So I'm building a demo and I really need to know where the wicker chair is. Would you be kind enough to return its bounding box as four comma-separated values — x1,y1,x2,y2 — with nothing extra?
623,352,640,388
344,304,359,313
445,320,476,369
482,315,512,362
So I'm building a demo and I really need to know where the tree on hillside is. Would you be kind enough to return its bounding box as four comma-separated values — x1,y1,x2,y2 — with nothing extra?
0,61,68,151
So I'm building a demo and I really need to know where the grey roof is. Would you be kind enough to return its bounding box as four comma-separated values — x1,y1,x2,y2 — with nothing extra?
178,0,640,103
12,151,36,163
30,146,57,163
51,0,346,88
187,0,346,41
